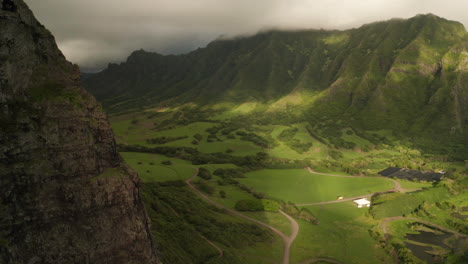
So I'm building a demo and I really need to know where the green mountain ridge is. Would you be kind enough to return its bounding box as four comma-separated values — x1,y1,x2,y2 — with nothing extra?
84,14,468,159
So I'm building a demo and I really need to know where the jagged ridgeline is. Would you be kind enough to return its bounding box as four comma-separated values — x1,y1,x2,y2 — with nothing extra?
85,14,468,160
0,1,158,263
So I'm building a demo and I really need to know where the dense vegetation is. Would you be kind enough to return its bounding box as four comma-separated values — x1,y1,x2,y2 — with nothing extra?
85,14,468,159
141,181,274,264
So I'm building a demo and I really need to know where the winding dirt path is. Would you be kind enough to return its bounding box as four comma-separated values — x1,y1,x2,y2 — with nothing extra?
199,235,224,258
186,168,299,264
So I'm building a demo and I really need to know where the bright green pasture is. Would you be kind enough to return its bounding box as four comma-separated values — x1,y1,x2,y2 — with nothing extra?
121,152,194,182
291,203,390,264
241,169,394,204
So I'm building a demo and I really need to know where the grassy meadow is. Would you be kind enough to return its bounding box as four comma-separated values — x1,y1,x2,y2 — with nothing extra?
241,169,394,204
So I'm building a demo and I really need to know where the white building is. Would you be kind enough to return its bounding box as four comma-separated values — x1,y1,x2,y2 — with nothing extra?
353,198,371,208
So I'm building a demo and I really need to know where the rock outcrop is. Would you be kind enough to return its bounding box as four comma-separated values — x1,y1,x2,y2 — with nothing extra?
0,1,158,263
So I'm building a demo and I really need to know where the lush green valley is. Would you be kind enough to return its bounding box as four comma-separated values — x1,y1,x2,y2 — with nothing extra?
85,14,468,160
109,109,467,264
85,14,468,264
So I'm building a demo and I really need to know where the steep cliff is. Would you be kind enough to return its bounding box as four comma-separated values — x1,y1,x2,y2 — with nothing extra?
0,1,158,263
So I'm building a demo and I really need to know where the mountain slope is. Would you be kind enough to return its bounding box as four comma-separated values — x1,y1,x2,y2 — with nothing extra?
0,1,158,263
84,14,468,159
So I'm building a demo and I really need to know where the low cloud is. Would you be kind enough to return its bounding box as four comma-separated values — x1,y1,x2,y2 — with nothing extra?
24,0,468,72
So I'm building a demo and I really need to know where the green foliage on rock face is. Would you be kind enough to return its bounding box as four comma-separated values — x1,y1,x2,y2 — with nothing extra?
141,181,273,264
29,81,83,106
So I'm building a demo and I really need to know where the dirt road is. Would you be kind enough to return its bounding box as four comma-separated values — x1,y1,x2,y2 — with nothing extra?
186,168,299,264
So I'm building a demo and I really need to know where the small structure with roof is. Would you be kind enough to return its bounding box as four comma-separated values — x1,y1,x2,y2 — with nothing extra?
353,198,371,208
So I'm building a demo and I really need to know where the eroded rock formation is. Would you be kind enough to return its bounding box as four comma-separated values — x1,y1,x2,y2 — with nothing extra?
0,1,158,263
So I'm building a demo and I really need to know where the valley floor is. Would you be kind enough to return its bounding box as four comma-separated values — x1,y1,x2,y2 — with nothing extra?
112,112,468,264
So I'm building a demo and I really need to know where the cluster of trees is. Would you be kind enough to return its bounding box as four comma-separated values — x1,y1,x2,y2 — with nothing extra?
198,167,212,180
214,168,245,186
120,144,311,173
195,180,216,195
236,131,275,148
238,184,266,199
214,168,245,178
234,199,264,212
118,144,270,169
146,136,188,145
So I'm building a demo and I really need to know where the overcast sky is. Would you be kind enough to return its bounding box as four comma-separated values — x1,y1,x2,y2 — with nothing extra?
24,0,468,72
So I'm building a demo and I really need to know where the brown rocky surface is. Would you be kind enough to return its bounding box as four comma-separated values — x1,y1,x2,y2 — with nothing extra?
0,0,158,263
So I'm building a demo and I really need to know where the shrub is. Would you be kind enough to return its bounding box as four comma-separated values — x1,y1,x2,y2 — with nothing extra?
198,167,212,180
219,190,226,198
196,181,215,195
235,200,264,212
161,160,172,165
261,199,280,212
213,168,245,178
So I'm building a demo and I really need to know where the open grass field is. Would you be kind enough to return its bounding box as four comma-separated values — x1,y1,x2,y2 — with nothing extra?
241,169,394,204
291,203,390,264
121,152,194,182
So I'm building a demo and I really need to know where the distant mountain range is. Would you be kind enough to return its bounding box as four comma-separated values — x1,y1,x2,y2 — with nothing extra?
84,14,468,160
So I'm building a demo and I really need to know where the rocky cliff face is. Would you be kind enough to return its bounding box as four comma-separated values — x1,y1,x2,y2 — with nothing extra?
0,1,158,263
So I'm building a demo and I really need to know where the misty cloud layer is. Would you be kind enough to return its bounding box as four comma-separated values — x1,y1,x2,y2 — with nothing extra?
24,0,468,72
